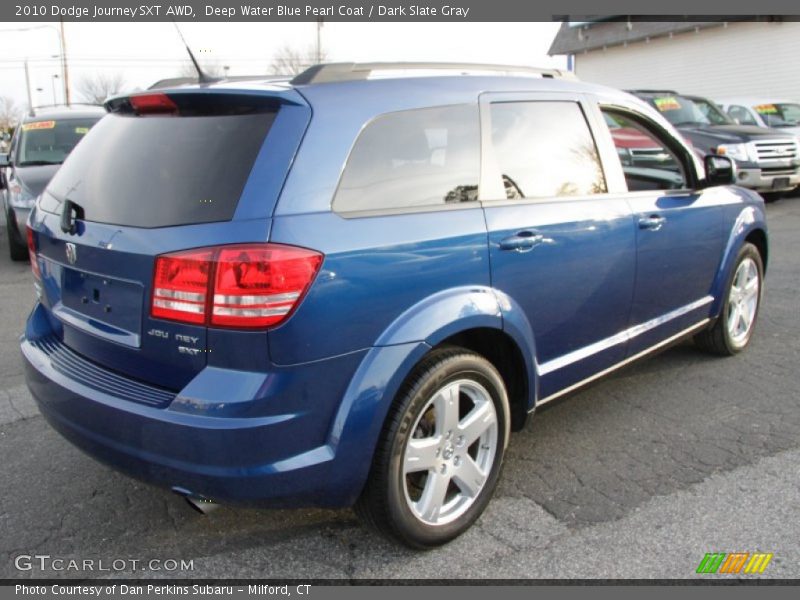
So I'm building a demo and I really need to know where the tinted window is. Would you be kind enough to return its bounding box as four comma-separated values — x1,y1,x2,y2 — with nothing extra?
42,111,275,228
490,101,606,199
16,118,99,166
334,105,479,213
602,109,687,192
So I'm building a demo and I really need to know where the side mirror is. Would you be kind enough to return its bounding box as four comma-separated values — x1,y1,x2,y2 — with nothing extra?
0,153,9,168
703,154,736,187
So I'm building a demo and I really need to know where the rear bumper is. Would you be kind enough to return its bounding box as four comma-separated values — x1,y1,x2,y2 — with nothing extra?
21,305,368,508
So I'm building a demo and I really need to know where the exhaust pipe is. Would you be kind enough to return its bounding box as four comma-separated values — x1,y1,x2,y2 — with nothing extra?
185,495,220,515
172,487,220,514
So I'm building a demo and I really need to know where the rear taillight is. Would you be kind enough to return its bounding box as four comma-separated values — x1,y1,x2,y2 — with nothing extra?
151,244,322,329
151,248,214,324
26,226,40,280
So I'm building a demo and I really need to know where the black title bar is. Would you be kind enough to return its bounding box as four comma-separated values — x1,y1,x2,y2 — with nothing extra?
3,0,800,22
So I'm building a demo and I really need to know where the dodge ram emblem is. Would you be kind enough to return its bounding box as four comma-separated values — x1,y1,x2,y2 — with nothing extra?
65,243,77,265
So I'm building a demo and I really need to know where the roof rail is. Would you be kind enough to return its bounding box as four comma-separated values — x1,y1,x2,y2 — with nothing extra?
291,62,577,85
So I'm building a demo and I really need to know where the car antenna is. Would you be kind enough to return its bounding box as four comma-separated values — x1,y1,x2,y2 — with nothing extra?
171,21,220,84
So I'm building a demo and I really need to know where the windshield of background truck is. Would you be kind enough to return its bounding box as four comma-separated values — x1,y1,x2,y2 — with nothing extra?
652,95,733,127
15,118,99,166
754,103,800,127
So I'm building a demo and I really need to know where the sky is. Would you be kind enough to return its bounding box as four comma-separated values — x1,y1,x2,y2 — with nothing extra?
0,21,565,109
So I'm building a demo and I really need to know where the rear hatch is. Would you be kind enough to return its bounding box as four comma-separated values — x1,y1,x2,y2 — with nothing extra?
28,87,311,391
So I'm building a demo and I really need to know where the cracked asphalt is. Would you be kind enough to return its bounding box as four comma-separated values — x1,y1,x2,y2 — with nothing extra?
0,198,798,580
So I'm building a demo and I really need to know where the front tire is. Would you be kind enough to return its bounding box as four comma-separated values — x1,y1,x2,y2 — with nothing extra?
695,242,763,355
356,347,509,548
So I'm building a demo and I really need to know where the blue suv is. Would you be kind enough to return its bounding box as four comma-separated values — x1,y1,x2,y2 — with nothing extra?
21,63,767,547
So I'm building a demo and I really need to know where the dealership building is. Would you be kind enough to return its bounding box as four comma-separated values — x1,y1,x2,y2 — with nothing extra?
548,19,800,100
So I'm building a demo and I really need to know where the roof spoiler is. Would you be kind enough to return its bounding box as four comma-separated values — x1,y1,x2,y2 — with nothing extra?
291,62,578,85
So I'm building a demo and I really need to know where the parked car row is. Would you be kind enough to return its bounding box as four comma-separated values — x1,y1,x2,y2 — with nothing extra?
0,105,105,260
628,91,800,200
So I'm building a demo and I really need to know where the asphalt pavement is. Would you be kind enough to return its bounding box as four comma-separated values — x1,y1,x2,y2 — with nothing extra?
1,199,798,580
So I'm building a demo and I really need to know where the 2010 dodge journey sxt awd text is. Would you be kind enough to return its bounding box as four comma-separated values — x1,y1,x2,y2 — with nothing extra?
22,63,768,547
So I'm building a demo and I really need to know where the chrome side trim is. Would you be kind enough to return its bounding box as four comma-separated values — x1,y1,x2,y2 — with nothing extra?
534,319,710,409
537,295,713,376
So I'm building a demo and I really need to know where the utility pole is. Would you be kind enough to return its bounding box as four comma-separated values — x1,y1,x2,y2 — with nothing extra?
60,18,70,105
316,18,323,63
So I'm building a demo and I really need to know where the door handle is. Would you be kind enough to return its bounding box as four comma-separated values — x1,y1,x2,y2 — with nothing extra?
638,215,665,231
498,231,544,252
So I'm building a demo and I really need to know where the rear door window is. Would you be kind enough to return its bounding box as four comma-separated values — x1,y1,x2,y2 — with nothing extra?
41,110,276,228
334,105,480,213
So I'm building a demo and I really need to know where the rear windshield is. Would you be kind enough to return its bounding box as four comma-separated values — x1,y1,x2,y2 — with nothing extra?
15,117,99,166
41,111,275,228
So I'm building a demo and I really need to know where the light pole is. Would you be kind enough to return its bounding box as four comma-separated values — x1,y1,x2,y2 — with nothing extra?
51,74,60,105
5,25,69,106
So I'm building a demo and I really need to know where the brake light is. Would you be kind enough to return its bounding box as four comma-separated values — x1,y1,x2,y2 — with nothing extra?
26,227,40,280
151,244,322,329
129,93,178,115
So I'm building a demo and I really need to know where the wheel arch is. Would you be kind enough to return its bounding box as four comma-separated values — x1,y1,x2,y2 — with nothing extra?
745,227,768,273
709,206,768,318
326,286,538,505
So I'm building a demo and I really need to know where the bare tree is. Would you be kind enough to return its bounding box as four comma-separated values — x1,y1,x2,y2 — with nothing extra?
0,96,23,131
268,44,327,76
77,73,127,104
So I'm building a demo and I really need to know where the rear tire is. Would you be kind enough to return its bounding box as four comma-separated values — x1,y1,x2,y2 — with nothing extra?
356,347,509,548
695,242,763,356
6,217,27,261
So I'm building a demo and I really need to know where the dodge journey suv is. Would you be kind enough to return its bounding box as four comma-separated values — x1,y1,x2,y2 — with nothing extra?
22,63,768,547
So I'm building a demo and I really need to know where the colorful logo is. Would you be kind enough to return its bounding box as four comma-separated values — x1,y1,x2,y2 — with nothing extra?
696,552,773,574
